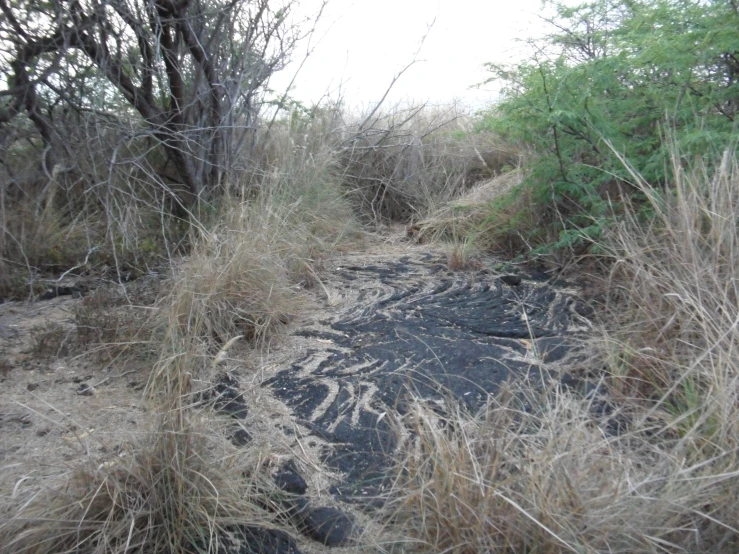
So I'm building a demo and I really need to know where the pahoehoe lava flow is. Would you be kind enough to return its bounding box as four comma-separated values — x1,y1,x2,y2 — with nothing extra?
263,252,592,500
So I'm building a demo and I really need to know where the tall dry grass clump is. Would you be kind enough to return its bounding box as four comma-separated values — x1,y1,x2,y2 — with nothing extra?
169,204,307,347
0,413,273,554
387,388,732,553
1,316,275,554
0,261,280,554
387,150,739,553
169,127,356,347
339,104,520,221
603,150,739,429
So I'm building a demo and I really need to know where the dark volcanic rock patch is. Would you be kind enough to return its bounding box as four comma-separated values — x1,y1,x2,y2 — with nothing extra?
263,252,592,501
215,525,302,554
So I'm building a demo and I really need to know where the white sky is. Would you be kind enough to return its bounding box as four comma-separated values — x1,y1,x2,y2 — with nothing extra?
271,0,555,110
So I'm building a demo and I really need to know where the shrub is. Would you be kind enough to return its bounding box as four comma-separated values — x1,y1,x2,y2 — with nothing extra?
340,105,520,222
480,0,739,252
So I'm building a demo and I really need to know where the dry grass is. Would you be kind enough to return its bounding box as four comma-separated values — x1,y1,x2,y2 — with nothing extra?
385,150,739,553
73,286,163,365
0,281,275,554
340,105,521,222
0,113,360,553
168,149,356,348
0,123,194,302
445,240,482,272
0,203,98,300
386,389,711,553
29,321,74,358
168,216,303,347
602,150,739,415
0,405,278,554
0,189,345,552
413,169,526,249
5,111,738,553
0,103,503,302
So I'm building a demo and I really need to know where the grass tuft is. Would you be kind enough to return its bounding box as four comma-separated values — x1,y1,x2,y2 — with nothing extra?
0,414,274,554
386,149,739,552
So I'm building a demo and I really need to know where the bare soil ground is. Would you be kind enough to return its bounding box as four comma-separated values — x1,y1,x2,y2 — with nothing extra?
0,274,166,503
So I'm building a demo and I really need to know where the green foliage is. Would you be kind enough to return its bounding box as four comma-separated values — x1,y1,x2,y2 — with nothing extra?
480,0,739,252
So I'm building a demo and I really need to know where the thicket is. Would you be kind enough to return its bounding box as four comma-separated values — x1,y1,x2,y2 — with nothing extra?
0,0,310,299
0,0,510,300
478,0,739,252
389,150,739,553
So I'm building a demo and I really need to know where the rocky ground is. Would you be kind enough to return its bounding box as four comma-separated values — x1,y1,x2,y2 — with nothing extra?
0,233,597,552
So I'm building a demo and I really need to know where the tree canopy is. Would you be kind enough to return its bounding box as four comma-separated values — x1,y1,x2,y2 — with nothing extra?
0,0,300,207
481,0,739,249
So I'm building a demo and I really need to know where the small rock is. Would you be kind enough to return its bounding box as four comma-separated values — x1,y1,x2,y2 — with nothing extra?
230,428,252,446
26,382,39,392
127,381,145,391
535,337,572,363
76,384,95,396
39,286,78,301
297,506,356,547
573,300,595,318
499,275,522,287
273,459,307,496
36,427,50,437
559,375,601,399
213,373,248,419
286,496,309,519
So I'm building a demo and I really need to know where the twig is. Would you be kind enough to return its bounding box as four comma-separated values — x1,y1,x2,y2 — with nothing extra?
53,246,100,282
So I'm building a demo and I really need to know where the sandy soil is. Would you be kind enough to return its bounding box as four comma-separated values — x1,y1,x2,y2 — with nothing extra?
0,280,162,503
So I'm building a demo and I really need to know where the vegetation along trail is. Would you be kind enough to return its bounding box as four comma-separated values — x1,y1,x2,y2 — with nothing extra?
2,0,739,551
0,229,596,553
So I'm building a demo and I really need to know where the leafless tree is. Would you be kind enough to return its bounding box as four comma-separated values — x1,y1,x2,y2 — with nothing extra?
0,0,301,208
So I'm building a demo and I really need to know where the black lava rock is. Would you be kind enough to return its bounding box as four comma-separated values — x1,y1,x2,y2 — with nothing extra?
264,257,586,505
213,373,249,419
219,525,302,554
499,274,522,287
273,459,308,496
76,383,95,396
573,300,595,318
296,506,356,547
282,496,309,519
535,336,572,363
39,286,79,301
230,428,252,446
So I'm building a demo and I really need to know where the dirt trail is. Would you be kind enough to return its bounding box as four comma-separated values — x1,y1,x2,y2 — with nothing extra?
0,229,595,551
249,233,594,502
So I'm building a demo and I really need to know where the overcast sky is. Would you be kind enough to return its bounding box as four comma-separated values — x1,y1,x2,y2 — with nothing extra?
270,0,555,109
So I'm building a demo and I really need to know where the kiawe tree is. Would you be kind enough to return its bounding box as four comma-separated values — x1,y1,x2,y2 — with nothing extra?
482,0,739,251
0,0,300,208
